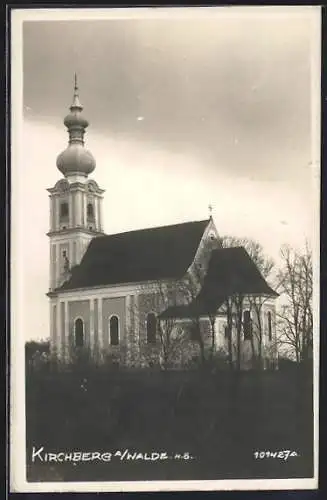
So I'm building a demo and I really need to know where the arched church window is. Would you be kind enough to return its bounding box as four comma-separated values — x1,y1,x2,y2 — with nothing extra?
109,315,119,346
146,313,157,344
60,202,69,220
75,318,84,347
87,203,95,221
267,311,272,342
243,310,252,340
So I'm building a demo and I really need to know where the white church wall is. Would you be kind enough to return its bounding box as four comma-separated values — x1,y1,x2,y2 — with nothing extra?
214,316,228,350
49,298,66,363
92,298,99,362
50,270,278,370
49,301,58,357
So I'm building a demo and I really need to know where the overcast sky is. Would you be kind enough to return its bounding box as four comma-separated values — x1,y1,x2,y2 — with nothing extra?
12,7,320,340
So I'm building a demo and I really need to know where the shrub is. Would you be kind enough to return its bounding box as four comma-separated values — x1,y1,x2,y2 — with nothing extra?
25,340,50,372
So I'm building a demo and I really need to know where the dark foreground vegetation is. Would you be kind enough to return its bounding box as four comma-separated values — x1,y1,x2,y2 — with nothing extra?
25,359,313,483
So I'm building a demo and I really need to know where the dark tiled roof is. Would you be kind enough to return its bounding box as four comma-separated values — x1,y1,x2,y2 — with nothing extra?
57,219,210,291
160,247,278,319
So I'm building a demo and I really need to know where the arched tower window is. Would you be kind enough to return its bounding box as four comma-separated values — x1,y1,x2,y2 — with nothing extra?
75,318,84,347
60,202,69,220
87,202,95,221
146,313,157,344
109,315,119,346
267,311,272,341
243,310,252,340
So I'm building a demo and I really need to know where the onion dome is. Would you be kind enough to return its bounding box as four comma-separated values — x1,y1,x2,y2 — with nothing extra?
56,74,96,177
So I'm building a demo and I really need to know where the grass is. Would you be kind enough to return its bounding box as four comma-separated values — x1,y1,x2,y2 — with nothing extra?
25,366,314,482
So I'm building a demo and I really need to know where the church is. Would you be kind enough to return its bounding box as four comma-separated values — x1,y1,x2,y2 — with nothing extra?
47,78,279,370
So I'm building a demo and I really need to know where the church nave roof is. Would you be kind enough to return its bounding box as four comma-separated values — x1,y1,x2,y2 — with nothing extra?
57,219,210,291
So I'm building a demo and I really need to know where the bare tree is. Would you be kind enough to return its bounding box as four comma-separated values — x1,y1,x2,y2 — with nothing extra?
220,235,276,370
128,235,278,372
149,235,221,369
220,235,274,278
180,245,220,367
225,298,234,370
127,256,218,371
233,293,244,372
276,242,313,364
126,279,188,370
156,279,189,369
247,295,266,369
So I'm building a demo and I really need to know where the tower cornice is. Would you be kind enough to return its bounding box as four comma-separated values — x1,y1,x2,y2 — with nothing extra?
47,227,105,238
47,183,105,196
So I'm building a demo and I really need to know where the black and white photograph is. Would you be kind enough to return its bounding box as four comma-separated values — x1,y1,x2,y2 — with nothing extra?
10,6,320,492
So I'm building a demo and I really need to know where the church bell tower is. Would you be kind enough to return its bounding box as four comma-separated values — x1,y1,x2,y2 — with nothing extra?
47,75,105,291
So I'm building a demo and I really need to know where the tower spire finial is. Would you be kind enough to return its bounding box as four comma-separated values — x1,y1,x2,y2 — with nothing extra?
71,72,82,110
56,75,96,178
